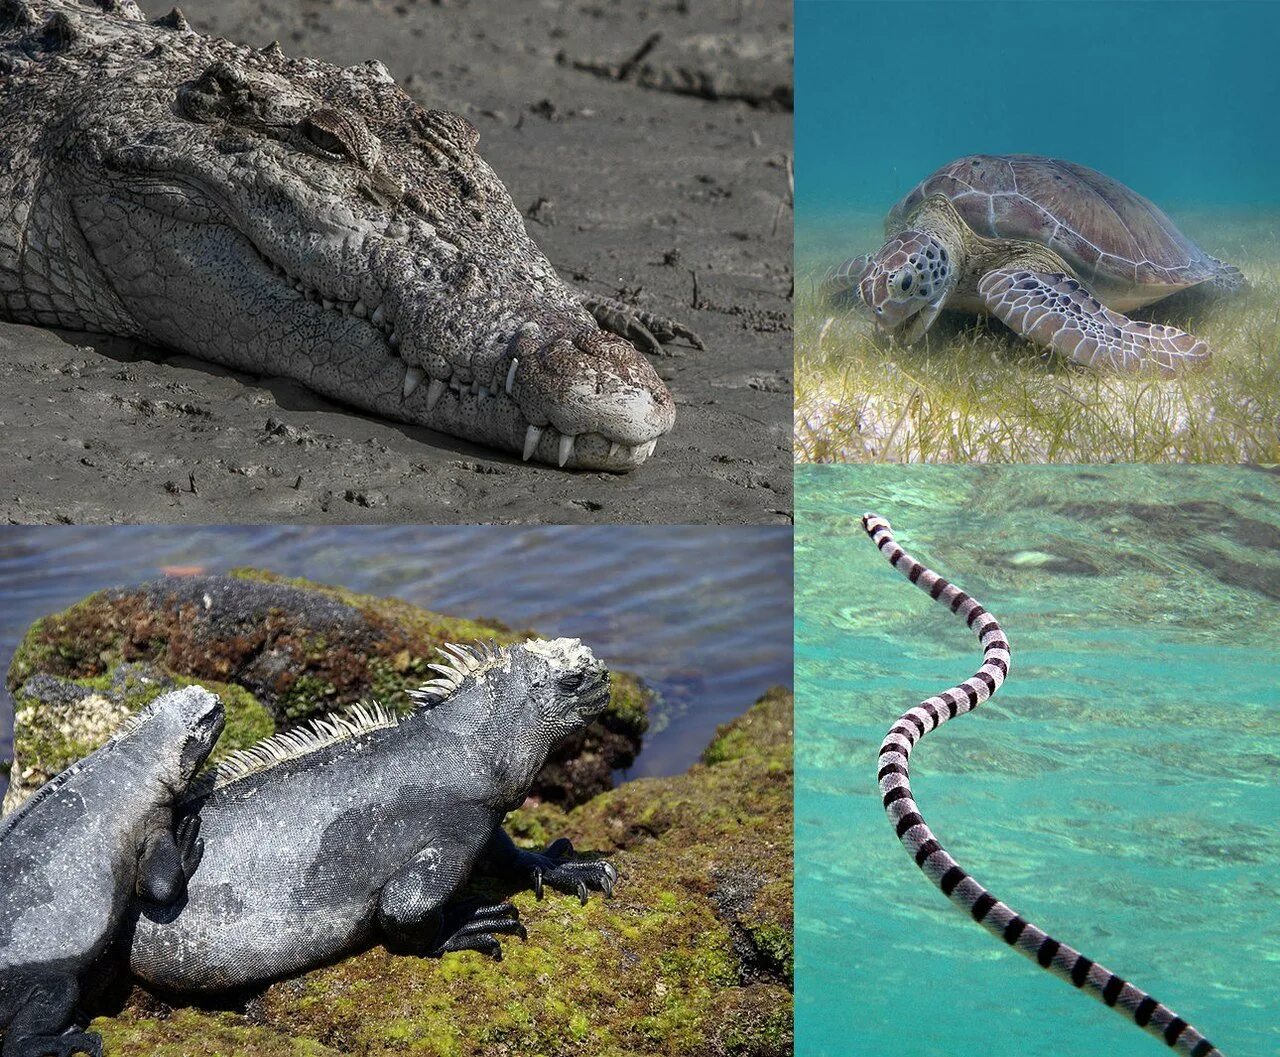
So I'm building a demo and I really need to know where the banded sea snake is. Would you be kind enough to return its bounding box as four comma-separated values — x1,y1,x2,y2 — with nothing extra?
863,513,1223,1057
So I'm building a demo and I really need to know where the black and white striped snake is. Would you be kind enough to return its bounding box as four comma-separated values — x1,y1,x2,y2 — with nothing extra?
864,513,1223,1057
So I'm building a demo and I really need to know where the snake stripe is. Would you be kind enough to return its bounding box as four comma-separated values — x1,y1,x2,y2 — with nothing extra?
863,513,1223,1057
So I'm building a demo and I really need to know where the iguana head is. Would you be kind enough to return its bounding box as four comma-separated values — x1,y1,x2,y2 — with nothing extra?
121,685,226,792
30,10,672,469
410,638,609,797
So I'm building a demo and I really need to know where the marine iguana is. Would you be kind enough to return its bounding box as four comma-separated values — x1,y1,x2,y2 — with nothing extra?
0,685,224,1057
127,638,618,994
0,0,702,472
863,514,1224,1056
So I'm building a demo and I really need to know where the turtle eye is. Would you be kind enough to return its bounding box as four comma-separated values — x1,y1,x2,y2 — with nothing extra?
899,271,914,292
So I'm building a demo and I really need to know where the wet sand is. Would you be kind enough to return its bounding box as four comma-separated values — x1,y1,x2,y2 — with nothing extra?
0,0,792,524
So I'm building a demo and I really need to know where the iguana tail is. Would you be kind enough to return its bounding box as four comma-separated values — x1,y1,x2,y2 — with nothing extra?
863,513,1224,1057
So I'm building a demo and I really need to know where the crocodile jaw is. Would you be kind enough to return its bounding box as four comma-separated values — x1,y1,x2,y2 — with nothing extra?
69,183,672,472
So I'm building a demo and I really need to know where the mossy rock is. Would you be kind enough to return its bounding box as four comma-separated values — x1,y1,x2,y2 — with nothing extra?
93,688,793,1057
4,571,651,809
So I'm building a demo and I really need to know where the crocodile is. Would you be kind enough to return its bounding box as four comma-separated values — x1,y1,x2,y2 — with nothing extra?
0,685,224,1057
127,639,618,995
0,0,703,472
863,514,1224,1057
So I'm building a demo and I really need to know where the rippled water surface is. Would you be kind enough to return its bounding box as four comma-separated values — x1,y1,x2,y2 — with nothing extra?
796,466,1279,1057
0,526,793,798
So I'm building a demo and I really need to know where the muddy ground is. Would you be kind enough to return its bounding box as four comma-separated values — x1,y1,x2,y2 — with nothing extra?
0,0,792,525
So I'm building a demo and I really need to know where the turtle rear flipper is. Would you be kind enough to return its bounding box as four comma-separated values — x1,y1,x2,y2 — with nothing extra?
978,269,1210,374
820,254,875,315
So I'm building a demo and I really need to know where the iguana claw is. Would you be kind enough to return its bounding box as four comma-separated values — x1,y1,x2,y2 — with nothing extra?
427,901,526,962
522,838,617,904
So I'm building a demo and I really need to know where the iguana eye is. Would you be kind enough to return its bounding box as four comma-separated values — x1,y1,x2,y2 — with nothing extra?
299,112,351,158
558,672,585,692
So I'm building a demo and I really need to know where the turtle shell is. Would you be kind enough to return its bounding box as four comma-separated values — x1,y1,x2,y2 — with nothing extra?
890,155,1220,296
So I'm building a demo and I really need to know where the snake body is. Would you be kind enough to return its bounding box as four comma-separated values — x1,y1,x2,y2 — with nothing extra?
864,513,1223,1057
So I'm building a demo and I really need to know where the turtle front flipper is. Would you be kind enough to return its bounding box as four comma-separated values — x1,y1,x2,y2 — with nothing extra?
978,269,1210,373
820,255,874,315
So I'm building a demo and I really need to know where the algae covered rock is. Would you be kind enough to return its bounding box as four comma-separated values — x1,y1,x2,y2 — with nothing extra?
3,575,792,1055
101,687,793,1057
3,570,650,811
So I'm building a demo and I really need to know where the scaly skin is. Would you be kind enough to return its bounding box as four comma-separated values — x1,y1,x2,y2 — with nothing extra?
0,0,690,470
128,639,618,993
0,685,225,1057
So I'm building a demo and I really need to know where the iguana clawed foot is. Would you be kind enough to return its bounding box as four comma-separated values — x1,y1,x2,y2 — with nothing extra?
427,901,526,963
585,296,706,358
518,838,618,906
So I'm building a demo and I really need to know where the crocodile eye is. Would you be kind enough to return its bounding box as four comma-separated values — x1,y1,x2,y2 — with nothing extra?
557,672,585,692
300,112,352,158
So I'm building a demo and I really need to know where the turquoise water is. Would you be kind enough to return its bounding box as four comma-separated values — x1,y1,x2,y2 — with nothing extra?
796,1,1280,215
796,466,1280,1057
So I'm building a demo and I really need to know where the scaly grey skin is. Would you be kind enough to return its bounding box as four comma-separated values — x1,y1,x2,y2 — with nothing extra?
0,0,702,471
128,639,618,994
0,686,225,1057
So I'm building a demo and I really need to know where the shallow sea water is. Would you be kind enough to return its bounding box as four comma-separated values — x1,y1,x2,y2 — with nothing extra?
0,526,793,799
795,465,1280,1056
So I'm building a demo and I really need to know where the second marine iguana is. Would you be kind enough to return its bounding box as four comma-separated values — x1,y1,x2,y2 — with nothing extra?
0,685,225,1057
127,638,619,993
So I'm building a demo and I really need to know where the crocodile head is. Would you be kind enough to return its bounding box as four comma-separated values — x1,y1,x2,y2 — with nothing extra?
123,685,226,793
28,11,673,470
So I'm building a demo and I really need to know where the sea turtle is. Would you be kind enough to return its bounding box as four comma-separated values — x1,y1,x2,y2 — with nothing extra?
822,154,1245,373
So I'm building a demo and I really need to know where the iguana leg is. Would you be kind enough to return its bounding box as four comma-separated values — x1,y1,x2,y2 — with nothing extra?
820,255,874,315
376,846,523,960
581,294,705,356
136,815,204,905
483,829,617,906
0,971,101,1057
978,268,1210,373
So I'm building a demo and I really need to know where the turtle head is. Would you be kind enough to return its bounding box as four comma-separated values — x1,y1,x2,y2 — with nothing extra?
861,231,954,344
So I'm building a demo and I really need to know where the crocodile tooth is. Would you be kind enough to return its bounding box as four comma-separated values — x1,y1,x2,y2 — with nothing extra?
640,439,657,460
353,300,367,318
294,281,305,292
557,433,575,468
426,378,446,410
388,330,400,348
470,378,480,395
505,359,519,395
371,304,385,326
322,298,334,311
608,441,621,460
402,366,425,399
522,425,543,461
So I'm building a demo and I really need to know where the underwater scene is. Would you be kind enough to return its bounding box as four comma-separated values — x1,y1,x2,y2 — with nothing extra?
795,465,1280,1056
794,1,1280,463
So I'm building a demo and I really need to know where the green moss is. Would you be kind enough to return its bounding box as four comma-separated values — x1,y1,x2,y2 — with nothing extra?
95,1010,341,1057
